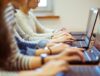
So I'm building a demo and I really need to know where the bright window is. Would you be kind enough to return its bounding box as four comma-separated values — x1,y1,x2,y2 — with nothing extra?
35,0,53,12
38,0,47,7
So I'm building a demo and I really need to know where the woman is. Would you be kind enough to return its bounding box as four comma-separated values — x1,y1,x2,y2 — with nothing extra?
0,1,69,76
0,0,84,70
15,0,75,42
8,0,75,56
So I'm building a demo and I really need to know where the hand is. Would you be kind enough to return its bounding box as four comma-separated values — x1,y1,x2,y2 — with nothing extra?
48,43,70,54
19,60,67,76
40,60,68,76
52,31,69,39
56,47,85,62
51,34,75,43
55,27,68,33
53,27,69,37
46,41,57,47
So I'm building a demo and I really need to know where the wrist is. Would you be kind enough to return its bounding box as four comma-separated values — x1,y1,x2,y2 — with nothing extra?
44,47,51,55
44,55,59,63
40,54,48,65
45,47,52,55
35,49,44,56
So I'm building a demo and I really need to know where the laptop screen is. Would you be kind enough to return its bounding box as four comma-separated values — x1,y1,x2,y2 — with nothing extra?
86,8,98,39
94,25,100,51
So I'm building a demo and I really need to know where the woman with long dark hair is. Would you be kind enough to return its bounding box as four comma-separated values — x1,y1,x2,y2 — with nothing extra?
0,0,85,76
0,0,68,76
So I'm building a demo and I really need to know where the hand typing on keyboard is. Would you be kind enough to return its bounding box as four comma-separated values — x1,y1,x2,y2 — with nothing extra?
69,50,100,65
57,47,85,63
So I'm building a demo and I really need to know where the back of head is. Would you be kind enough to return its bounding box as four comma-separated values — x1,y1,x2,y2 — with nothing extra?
11,0,27,9
0,0,12,68
11,0,20,9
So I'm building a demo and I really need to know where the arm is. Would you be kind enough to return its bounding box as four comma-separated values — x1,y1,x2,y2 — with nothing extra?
15,22,31,40
0,70,18,76
7,29,84,70
0,60,67,76
15,13,53,39
29,11,54,33
19,60,67,76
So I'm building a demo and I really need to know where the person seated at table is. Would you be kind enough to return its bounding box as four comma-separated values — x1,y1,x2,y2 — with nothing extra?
14,0,75,42
0,1,67,76
1,0,85,72
7,0,75,56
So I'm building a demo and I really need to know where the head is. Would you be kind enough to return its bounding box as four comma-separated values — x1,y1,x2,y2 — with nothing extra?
27,0,40,9
11,0,20,9
18,0,40,11
0,0,12,66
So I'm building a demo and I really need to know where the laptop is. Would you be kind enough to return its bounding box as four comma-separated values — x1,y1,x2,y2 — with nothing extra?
69,8,99,49
71,8,99,41
56,25,100,76
71,37,90,49
69,23,100,65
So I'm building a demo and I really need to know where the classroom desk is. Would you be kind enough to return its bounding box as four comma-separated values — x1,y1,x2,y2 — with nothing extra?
56,64,100,76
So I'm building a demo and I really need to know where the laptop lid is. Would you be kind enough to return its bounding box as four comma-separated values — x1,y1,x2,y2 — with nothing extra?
94,25,100,51
86,8,98,39
85,8,99,47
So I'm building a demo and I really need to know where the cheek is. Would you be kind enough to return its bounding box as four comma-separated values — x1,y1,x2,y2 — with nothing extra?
29,3,38,8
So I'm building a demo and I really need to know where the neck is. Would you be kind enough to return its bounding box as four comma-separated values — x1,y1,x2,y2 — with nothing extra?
20,6,29,15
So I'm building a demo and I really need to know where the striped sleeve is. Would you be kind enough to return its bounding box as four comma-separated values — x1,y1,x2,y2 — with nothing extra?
7,52,33,70
3,3,34,71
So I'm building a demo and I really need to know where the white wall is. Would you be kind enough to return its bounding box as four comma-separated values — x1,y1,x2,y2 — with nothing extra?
39,0,100,32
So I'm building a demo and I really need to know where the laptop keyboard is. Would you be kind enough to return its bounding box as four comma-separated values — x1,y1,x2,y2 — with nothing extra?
91,47,100,56
84,51,99,61
68,51,100,65
74,35,85,41
56,48,100,76
71,41,81,47
71,41,87,48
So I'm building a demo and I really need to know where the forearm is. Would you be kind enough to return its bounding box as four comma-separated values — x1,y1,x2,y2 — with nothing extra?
28,56,42,69
31,32,53,37
19,70,45,76
35,43,66,56
0,70,18,76
7,52,42,70
35,48,50,56
0,70,43,76
44,55,58,63
7,51,59,71
15,36,38,49
37,25,54,33
35,20,54,33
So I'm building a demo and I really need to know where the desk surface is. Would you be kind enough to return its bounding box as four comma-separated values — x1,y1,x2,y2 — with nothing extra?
56,65,100,76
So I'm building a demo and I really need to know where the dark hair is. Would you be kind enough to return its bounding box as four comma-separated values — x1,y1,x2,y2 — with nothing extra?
0,0,12,68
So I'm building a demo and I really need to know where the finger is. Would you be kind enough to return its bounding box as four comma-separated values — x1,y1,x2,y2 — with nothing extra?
78,48,85,52
71,47,85,52
65,39,74,42
56,60,67,66
66,50,85,62
60,66,69,72
66,55,82,62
